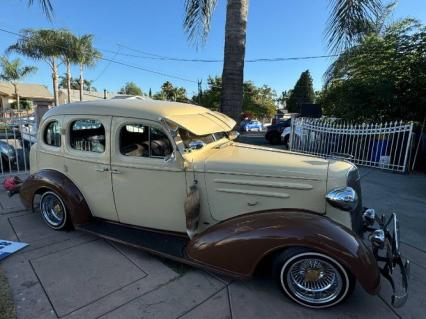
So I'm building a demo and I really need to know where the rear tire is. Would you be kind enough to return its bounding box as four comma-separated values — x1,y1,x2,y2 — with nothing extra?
39,191,70,230
272,248,355,309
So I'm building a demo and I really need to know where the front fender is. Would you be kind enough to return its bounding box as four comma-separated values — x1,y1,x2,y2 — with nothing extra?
187,210,380,294
20,169,92,226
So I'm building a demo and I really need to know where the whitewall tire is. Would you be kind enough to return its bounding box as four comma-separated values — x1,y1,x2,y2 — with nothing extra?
273,248,355,309
39,191,69,230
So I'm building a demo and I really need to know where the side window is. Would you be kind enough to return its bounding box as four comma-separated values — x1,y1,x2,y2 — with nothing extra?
120,124,172,158
44,121,61,147
70,119,105,153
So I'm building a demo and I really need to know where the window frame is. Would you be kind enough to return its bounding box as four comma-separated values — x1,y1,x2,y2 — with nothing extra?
67,117,108,156
42,119,62,148
117,120,175,161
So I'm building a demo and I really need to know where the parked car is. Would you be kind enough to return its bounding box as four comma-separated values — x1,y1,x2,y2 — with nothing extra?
0,140,16,171
19,99,409,309
241,120,263,132
265,113,299,145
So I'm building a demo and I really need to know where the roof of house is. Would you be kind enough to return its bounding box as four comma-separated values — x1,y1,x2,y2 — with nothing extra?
44,99,236,135
0,82,53,99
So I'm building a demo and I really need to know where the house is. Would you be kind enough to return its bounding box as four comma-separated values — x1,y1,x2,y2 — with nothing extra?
0,82,53,112
58,88,113,104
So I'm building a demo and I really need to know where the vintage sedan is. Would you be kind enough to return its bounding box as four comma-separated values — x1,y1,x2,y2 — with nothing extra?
19,99,409,309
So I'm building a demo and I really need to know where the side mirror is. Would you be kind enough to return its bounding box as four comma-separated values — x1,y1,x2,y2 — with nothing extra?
228,131,239,141
188,140,205,150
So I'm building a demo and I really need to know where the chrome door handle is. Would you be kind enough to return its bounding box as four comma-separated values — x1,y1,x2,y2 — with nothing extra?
110,169,121,174
95,167,109,172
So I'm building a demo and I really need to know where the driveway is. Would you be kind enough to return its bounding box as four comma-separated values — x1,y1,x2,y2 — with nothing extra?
0,167,425,319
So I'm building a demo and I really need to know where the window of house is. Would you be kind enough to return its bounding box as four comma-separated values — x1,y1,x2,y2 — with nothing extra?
120,124,172,158
43,121,61,147
70,119,105,153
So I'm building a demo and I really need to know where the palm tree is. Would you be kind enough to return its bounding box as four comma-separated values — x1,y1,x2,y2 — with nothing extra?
27,0,53,20
183,0,383,121
7,29,64,106
0,57,37,112
58,30,78,103
73,35,101,101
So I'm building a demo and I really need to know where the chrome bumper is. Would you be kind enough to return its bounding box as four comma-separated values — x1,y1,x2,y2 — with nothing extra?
363,209,410,308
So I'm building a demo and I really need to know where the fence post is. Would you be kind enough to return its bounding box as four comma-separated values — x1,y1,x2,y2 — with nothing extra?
402,122,414,173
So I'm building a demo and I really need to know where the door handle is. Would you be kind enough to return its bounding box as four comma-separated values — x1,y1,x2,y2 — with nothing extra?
95,167,109,172
110,169,121,174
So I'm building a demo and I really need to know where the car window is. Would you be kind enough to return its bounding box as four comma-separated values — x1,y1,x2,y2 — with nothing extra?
70,119,105,153
120,124,172,158
44,120,61,147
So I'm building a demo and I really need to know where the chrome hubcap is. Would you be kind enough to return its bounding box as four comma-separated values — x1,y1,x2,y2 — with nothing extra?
40,192,65,227
285,257,343,304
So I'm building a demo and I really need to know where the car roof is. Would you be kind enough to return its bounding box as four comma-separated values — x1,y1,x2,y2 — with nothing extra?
43,98,236,135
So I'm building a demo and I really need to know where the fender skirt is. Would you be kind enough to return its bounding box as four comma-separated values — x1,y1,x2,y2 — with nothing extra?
187,210,380,294
20,169,92,226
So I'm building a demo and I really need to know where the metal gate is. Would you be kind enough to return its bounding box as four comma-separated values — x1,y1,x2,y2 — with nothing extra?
0,111,36,177
289,118,414,172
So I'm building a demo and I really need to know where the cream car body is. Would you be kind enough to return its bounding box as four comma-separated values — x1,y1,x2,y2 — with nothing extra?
30,99,354,233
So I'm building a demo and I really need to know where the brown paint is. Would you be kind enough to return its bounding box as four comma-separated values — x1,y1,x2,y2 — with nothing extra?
186,209,380,294
19,169,92,226
20,172,380,295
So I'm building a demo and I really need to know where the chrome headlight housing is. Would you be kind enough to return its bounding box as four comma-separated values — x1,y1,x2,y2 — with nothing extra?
325,186,358,211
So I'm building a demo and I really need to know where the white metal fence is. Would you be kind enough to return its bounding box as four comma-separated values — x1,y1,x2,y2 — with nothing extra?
289,118,414,172
0,111,36,177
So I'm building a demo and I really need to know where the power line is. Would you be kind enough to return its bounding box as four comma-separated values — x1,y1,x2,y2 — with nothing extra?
112,43,341,63
0,27,197,84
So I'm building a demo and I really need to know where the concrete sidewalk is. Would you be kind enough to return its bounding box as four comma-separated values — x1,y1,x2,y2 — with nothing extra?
1,168,425,318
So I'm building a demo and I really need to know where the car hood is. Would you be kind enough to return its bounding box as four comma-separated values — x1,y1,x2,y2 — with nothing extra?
203,142,329,180
201,143,330,220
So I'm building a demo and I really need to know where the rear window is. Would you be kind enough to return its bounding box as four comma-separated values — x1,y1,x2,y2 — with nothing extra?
44,120,61,147
70,119,105,153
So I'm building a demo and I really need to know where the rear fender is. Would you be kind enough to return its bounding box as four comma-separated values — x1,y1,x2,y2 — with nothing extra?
20,169,92,226
187,210,380,294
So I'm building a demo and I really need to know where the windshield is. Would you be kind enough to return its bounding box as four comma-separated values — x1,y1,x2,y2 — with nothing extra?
177,128,228,149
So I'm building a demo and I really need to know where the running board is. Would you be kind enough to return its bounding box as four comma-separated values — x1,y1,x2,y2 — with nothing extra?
76,220,189,259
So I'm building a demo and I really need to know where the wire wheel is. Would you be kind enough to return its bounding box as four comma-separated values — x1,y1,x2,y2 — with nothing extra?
40,191,67,229
277,251,351,308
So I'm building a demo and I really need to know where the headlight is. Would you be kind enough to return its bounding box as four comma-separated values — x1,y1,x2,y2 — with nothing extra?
325,186,358,211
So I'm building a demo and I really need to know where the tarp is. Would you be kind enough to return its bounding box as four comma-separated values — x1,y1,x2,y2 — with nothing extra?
0,239,28,261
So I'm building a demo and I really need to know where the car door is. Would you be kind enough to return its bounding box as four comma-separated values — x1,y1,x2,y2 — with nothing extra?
110,117,188,233
63,115,119,221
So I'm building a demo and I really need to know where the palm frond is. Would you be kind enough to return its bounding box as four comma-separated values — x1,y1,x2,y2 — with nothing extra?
326,0,383,52
183,0,218,48
27,0,54,20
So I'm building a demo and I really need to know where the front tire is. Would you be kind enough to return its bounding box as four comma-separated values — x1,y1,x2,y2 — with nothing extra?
39,191,70,230
273,248,355,309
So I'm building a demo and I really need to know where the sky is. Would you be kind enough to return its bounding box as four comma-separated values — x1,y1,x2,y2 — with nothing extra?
0,0,425,98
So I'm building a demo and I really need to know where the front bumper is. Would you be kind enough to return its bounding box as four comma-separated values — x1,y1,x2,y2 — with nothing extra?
363,209,410,308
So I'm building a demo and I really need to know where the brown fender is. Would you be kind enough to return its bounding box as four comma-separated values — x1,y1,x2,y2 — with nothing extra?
187,210,380,294
20,169,92,226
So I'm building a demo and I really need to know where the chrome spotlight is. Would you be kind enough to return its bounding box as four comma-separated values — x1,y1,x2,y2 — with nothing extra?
325,187,358,211
363,208,376,226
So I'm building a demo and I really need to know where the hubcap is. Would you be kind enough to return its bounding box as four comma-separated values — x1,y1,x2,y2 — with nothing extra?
284,256,344,305
40,192,66,227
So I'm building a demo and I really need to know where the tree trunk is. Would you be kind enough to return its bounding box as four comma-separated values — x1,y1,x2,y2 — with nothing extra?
79,64,84,101
66,60,72,103
14,83,20,113
52,58,59,106
220,0,249,122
